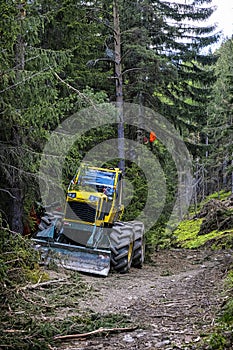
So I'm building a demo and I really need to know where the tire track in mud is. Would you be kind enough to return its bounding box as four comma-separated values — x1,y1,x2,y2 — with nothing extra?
60,249,232,350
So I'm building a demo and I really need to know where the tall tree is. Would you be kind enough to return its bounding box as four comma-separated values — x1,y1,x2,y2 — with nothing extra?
205,38,233,194
0,1,72,232
84,0,219,152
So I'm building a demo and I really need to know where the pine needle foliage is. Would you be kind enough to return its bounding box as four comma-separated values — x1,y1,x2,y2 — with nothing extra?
0,227,131,349
205,38,233,194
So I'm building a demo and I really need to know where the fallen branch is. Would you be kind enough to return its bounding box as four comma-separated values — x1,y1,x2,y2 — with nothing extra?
19,278,68,291
0,189,17,199
54,325,138,340
4,330,26,333
151,314,177,318
20,291,55,308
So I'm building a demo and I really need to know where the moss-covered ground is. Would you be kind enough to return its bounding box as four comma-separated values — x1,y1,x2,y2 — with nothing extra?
174,218,233,249
174,191,233,250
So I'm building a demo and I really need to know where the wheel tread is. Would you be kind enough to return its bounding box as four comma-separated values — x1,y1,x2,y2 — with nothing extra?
109,222,135,273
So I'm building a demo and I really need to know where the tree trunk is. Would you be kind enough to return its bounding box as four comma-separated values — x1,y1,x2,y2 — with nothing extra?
10,188,24,233
231,155,233,194
9,124,24,234
8,5,26,234
113,0,125,172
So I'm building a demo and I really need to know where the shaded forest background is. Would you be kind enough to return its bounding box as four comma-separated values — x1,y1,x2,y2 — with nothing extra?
0,0,232,246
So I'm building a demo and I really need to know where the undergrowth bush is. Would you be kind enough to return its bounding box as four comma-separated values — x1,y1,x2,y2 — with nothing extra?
0,228,43,289
0,228,131,349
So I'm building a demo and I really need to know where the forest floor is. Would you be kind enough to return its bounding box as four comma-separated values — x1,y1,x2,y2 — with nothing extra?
55,248,233,350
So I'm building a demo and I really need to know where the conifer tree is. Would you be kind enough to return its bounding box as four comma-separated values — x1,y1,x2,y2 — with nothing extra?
0,1,72,232
84,1,219,143
205,38,233,194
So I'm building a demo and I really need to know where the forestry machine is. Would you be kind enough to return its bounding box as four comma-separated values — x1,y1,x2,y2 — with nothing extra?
32,164,145,276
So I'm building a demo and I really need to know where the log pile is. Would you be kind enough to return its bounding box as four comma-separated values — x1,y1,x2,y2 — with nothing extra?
197,195,233,236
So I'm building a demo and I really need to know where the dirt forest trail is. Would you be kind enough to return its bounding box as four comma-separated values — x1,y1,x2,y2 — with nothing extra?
61,249,233,350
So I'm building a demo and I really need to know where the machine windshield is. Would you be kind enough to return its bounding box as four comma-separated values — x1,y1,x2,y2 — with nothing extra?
73,167,115,196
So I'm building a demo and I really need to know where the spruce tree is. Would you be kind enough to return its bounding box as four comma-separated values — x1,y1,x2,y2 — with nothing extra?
205,38,233,194
83,1,219,149
0,1,72,232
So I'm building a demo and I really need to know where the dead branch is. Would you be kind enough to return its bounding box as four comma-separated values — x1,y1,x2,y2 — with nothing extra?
0,189,17,199
19,278,68,291
53,71,86,98
52,71,99,112
4,330,26,333
151,314,177,318
5,258,22,265
54,325,138,340
20,291,55,308
122,67,143,76
52,70,106,115
1,226,21,235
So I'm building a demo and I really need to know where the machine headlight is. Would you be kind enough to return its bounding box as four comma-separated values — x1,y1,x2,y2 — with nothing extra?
67,192,76,198
89,195,99,202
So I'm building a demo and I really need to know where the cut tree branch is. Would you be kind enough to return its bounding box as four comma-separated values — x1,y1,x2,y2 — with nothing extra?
19,278,68,291
54,326,138,340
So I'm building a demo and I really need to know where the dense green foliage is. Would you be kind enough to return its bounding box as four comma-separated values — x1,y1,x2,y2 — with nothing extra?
205,38,233,195
0,0,73,232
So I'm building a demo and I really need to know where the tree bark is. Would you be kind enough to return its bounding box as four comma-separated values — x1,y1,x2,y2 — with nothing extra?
113,0,125,172
8,4,26,234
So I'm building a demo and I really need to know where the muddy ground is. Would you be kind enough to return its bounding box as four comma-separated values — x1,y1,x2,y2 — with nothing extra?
58,249,232,350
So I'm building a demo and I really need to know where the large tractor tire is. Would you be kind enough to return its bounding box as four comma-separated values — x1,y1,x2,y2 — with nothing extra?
109,222,135,274
37,211,64,240
131,221,145,268
132,237,145,268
